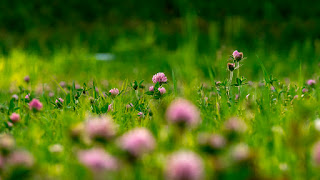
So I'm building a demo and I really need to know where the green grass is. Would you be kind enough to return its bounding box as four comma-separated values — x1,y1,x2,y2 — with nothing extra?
0,35,320,180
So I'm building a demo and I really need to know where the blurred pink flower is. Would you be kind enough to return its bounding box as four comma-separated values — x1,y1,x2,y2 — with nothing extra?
118,128,155,157
126,103,134,109
307,79,316,86
25,94,30,100
59,81,66,88
109,88,119,96
0,134,15,151
165,151,203,180
302,88,308,93
29,99,43,111
231,143,250,162
10,113,20,123
158,87,166,95
224,117,247,133
232,50,243,61
166,99,201,127
138,112,144,118
24,76,30,83
8,150,34,168
75,84,81,89
85,116,116,141
48,92,54,97
235,94,239,100
108,103,113,112
270,86,275,91
152,72,167,84
209,134,226,149
12,94,19,100
227,63,235,71
78,148,118,171
149,86,154,92
7,122,13,127
55,98,64,104
313,141,320,165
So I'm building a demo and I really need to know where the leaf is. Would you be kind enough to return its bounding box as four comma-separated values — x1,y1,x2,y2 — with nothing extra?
145,91,154,95
101,103,110,113
139,80,144,85
208,67,215,85
154,82,160,90
256,55,270,85
8,99,15,113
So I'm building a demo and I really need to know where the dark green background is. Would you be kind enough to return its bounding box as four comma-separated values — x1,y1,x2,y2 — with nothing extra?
1,0,319,54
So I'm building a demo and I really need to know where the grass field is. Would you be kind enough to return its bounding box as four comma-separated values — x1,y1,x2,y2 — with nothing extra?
0,29,320,180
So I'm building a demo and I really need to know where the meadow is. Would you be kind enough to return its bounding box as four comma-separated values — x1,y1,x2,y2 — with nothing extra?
1,6,320,179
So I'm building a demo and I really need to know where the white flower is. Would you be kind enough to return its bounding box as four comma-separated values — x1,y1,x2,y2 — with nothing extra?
314,119,320,131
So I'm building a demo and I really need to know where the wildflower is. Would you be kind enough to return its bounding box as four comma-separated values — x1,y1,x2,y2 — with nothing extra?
224,117,247,133
158,87,166,95
7,122,13,127
314,119,320,131
232,50,243,61
138,112,144,118
165,151,203,180
108,103,113,112
59,81,67,88
78,148,118,171
49,144,64,153
279,163,288,171
231,143,250,162
49,92,54,97
166,99,201,127
302,88,308,93
29,99,43,111
307,79,316,86
12,94,19,100
209,134,227,150
152,72,167,84
84,116,116,141
55,98,64,104
75,84,81,89
227,63,235,71
270,86,275,91
198,133,226,152
8,150,34,168
235,94,239,101
149,86,154,92
215,81,222,86
0,134,15,151
25,94,30,100
24,76,30,83
245,94,250,100
312,141,320,165
10,113,20,123
109,88,119,96
118,128,155,157
126,103,134,109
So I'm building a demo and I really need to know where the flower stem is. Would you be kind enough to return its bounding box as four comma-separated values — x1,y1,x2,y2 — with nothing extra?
236,61,240,98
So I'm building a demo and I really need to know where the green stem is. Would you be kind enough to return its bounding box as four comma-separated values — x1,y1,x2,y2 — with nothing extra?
228,71,233,99
237,62,240,98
